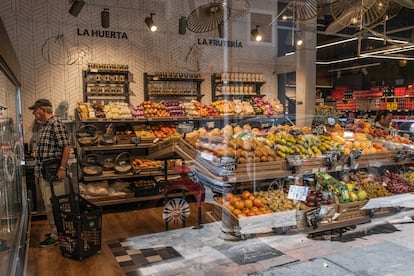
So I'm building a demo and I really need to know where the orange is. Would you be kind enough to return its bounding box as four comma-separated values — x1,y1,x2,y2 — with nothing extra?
253,198,263,208
232,209,242,216
229,197,238,206
224,192,234,201
241,191,251,200
244,199,253,209
234,200,245,210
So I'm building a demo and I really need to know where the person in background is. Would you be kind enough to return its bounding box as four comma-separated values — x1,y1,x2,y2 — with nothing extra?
29,99,71,247
374,110,393,130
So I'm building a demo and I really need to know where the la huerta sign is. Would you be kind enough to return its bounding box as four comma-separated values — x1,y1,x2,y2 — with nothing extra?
77,28,128,39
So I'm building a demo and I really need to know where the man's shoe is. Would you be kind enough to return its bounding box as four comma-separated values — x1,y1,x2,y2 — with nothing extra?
40,236,59,247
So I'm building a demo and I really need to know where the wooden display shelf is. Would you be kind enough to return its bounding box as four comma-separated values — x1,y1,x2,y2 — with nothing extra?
82,168,181,182
83,192,184,206
81,142,154,151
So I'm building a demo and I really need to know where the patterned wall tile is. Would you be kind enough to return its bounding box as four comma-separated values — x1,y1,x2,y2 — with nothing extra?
1,0,279,141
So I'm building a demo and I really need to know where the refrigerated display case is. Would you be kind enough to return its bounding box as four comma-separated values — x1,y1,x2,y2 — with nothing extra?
0,17,28,276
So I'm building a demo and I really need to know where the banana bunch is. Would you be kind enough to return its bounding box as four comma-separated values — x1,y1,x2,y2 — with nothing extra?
270,133,341,159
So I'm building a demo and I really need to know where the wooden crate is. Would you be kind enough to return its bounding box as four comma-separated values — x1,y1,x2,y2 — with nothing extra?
358,151,396,163
212,198,297,234
336,200,368,222
298,157,325,173
236,160,286,173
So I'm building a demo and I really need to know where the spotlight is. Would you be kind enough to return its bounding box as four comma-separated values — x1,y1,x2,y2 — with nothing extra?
296,38,303,46
399,59,408,67
179,16,187,35
218,21,225,38
101,8,110,29
145,13,157,32
251,25,262,42
69,0,85,17
361,67,368,75
337,71,341,79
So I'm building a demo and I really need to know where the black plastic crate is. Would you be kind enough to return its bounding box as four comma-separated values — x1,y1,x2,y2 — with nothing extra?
52,191,102,260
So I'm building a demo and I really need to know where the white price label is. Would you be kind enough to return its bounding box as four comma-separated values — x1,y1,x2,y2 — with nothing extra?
227,176,237,182
206,121,215,128
200,152,214,161
369,162,382,168
287,185,309,201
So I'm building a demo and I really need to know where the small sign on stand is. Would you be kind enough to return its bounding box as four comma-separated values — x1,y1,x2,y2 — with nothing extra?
394,150,408,162
325,150,338,170
286,154,303,173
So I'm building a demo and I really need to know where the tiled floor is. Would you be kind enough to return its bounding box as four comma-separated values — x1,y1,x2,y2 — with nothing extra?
107,208,414,276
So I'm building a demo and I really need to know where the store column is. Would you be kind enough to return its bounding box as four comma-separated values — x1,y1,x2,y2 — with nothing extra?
295,20,317,128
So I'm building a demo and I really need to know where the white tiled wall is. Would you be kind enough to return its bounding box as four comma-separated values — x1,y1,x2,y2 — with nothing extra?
0,0,279,141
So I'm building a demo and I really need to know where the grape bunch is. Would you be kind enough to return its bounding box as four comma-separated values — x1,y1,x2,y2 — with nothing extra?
383,172,413,194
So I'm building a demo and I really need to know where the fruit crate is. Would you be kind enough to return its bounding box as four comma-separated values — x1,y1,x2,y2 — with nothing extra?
213,197,297,234
358,151,396,164
236,159,287,174
335,200,368,221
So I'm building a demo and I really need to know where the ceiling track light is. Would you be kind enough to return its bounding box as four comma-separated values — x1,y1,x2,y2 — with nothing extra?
101,8,110,29
145,13,157,32
178,16,187,35
251,25,262,42
69,0,85,17
296,31,303,46
361,67,368,76
218,21,225,39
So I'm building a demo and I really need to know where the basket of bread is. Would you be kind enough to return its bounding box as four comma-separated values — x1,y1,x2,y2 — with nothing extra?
114,152,133,174
81,154,103,176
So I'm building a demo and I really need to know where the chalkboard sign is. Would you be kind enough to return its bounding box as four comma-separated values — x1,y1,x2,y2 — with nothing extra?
219,156,238,172
306,207,322,229
350,149,362,161
395,150,408,162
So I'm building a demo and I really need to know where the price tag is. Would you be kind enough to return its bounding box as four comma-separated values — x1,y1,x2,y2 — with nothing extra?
227,176,237,182
319,167,327,172
312,168,320,173
335,165,343,171
206,121,215,129
287,185,309,201
286,154,303,167
200,152,214,161
327,117,336,126
369,162,382,168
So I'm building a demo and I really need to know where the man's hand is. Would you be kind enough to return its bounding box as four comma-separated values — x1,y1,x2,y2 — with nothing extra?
56,168,66,180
